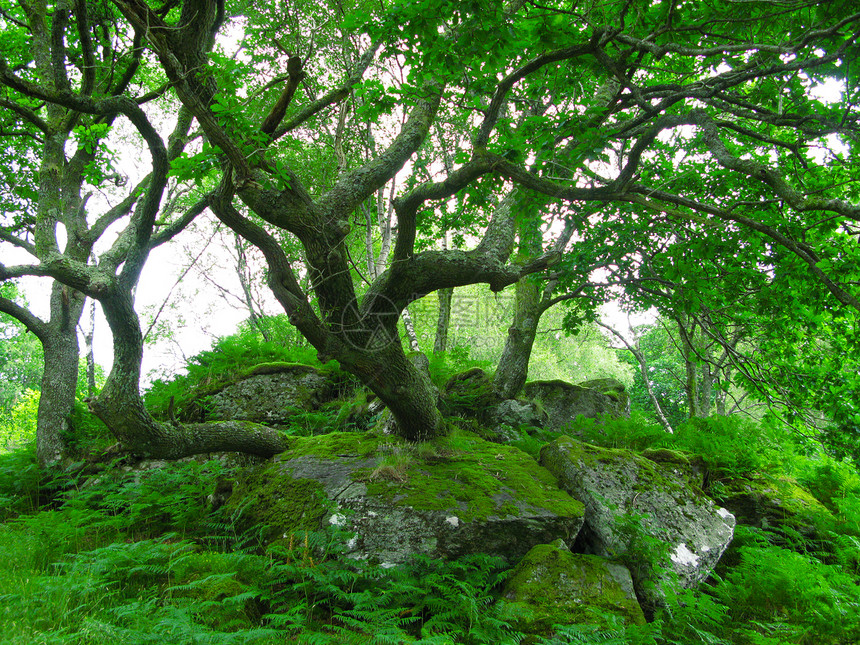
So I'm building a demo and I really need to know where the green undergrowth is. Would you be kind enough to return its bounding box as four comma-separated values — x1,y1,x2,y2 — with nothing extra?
4,402,860,643
569,412,789,480
0,448,526,644
427,346,495,390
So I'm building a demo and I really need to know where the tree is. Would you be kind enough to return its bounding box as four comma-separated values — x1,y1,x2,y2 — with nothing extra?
5,0,860,456
0,0,291,460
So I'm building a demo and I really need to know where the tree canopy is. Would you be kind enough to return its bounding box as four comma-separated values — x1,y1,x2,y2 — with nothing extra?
1,0,859,459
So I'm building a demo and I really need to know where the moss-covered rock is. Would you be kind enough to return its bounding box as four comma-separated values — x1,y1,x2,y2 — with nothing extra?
540,436,735,614
522,380,626,432
203,364,345,427
642,447,709,490
578,378,630,415
225,430,585,565
718,474,832,537
440,368,502,423
502,540,645,636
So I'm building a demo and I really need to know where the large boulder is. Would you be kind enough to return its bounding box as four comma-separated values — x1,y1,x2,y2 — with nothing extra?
578,378,631,416
202,363,342,427
502,540,645,636
539,436,735,613
718,474,832,538
226,430,585,566
521,379,627,432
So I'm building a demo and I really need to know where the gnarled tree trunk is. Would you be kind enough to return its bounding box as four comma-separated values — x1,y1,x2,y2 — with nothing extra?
91,284,290,458
494,276,541,399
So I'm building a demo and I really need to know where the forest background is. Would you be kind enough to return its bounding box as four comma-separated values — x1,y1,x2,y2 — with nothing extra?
1,0,858,464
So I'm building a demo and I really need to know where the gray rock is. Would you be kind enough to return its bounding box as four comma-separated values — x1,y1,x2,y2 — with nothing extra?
227,431,585,566
578,378,630,415
540,436,735,613
492,398,546,429
522,379,626,432
205,365,336,426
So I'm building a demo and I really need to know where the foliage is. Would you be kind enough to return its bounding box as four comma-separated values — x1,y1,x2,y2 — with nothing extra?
0,443,42,520
571,413,788,480
0,388,40,452
428,345,496,389
0,451,528,644
411,289,632,388
712,527,860,645
0,303,42,417
333,553,517,644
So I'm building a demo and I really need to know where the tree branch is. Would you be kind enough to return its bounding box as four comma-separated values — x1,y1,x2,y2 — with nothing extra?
0,97,50,133
0,295,48,342
473,33,605,148
317,85,443,219
272,43,379,139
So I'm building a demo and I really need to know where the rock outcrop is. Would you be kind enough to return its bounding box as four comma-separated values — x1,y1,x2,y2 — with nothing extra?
226,431,585,566
203,364,343,427
522,378,628,432
718,474,831,538
578,377,631,416
540,436,735,613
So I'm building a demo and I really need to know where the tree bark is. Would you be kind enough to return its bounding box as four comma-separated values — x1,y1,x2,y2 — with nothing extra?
338,341,445,441
677,317,704,418
434,287,453,353
401,306,421,353
36,284,86,466
82,297,97,398
494,276,540,399
700,362,713,417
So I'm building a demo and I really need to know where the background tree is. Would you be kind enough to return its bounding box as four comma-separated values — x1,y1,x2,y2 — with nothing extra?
0,284,43,417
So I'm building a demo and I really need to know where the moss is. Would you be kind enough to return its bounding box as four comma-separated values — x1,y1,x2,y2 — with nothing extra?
361,430,583,523
502,541,645,634
285,430,395,458
223,462,329,545
642,447,691,466
579,378,628,404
